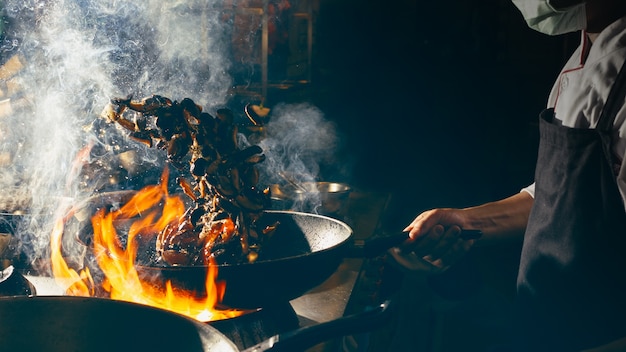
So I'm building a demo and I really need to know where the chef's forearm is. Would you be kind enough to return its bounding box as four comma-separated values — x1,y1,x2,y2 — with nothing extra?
462,191,533,245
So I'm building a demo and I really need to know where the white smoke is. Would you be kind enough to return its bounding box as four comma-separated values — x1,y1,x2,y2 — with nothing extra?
259,102,338,185
0,0,234,272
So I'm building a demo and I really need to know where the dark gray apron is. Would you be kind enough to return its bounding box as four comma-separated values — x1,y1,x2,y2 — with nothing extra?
516,58,626,351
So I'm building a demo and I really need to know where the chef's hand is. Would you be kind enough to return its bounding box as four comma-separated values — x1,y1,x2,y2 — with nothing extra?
389,208,475,273
389,192,534,273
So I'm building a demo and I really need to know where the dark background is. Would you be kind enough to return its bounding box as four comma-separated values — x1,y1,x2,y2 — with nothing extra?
306,0,579,229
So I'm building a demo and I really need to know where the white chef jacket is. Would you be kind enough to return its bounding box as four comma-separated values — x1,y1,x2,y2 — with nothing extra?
522,15,626,206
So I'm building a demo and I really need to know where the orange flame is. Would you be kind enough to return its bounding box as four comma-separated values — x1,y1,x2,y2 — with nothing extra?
50,168,246,322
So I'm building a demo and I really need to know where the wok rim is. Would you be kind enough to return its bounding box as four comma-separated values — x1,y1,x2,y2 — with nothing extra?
70,196,353,269
138,210,353,269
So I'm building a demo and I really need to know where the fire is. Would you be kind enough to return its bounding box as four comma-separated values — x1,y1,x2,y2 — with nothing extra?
50,168,247,322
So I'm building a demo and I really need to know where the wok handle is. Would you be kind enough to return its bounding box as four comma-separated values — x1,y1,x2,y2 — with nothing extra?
241,300,393,352
360,229,483,258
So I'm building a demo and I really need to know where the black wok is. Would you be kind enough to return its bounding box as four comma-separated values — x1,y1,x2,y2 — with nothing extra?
72,191,353,309
134,210,353,309
0,295,391,352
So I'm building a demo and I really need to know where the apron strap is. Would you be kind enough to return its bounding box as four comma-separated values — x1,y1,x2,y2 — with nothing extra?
596,57,626,168
597,58,626,132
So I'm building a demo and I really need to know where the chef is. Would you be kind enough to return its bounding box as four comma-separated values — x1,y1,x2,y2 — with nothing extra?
394,0,626,350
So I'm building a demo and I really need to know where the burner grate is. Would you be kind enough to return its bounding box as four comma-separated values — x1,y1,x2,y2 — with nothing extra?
210,302,300,350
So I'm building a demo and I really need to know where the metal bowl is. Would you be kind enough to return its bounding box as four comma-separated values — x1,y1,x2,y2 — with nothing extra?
270,181,352,217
